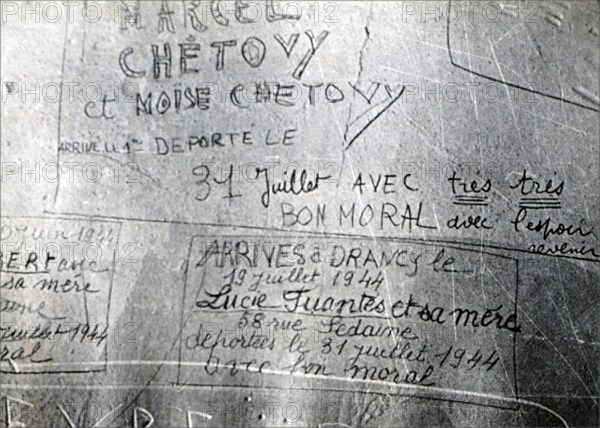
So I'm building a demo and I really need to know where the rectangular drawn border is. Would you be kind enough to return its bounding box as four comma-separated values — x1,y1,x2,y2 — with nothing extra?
0,215,122,375
178,233,520,410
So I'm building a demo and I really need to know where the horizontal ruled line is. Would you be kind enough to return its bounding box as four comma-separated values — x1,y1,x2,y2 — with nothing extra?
452,202,490,207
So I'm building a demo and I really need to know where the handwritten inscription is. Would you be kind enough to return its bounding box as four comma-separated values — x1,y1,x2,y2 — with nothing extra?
0,218,119,373
180,236,519,397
